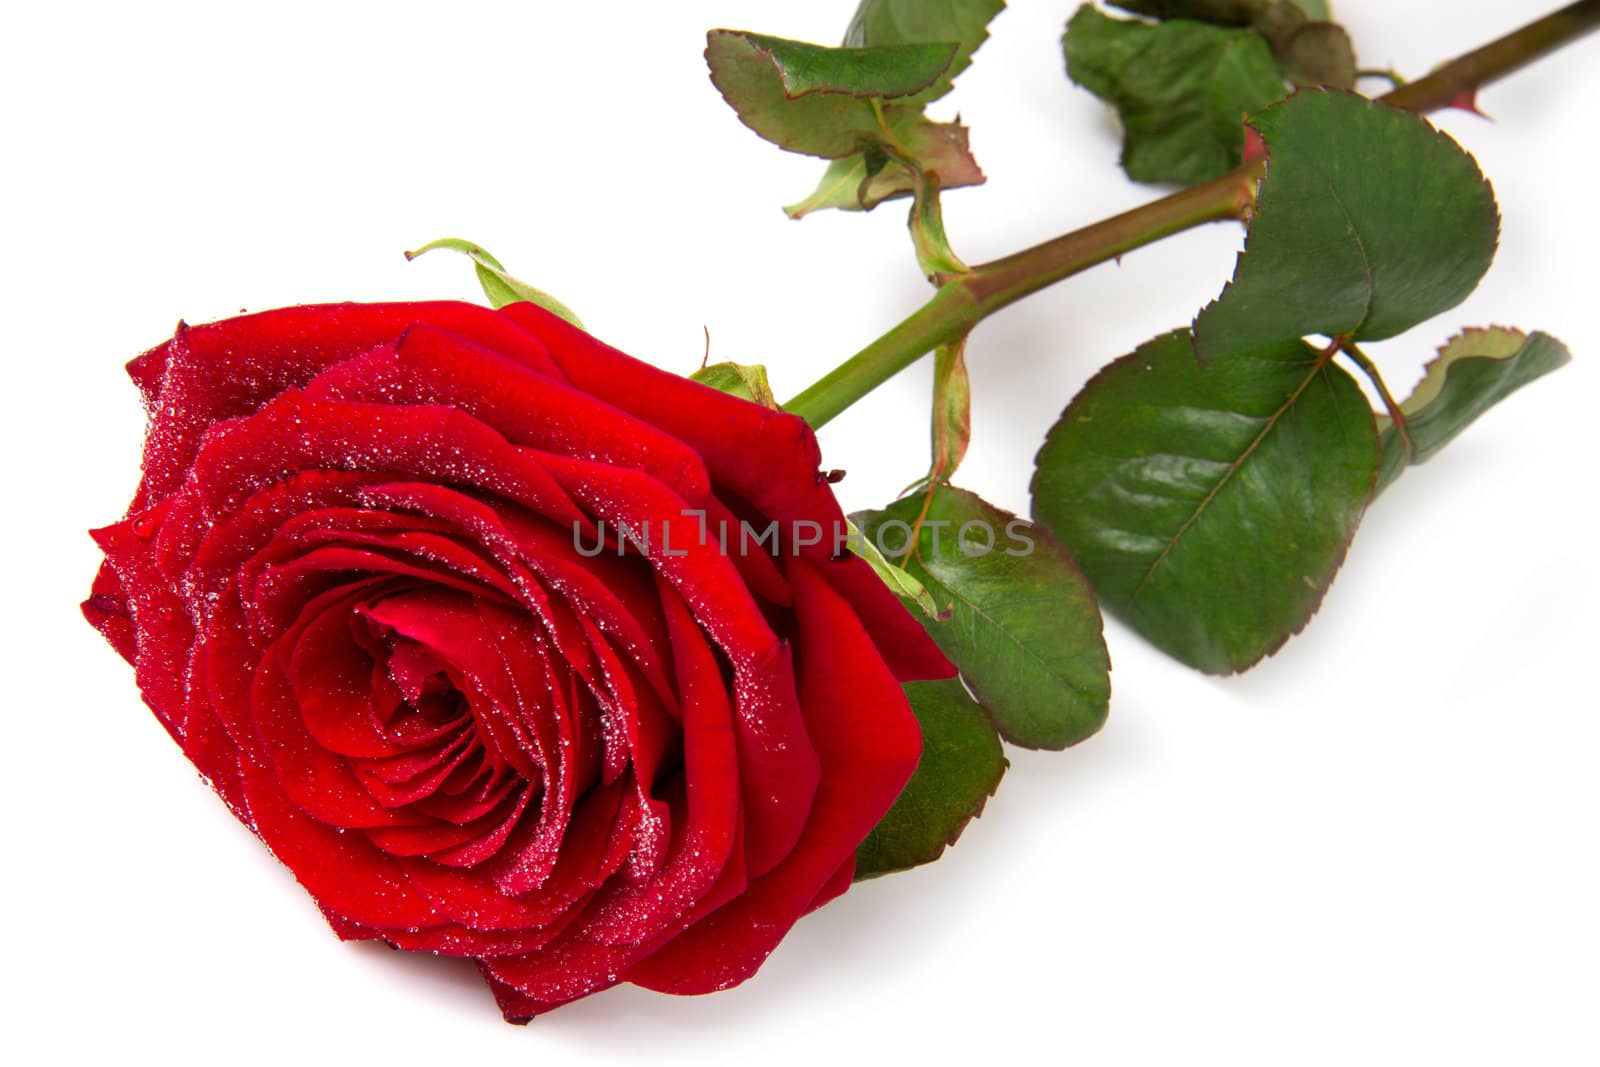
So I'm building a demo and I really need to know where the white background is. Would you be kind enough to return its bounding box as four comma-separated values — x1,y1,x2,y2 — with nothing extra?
4,1,1596,1063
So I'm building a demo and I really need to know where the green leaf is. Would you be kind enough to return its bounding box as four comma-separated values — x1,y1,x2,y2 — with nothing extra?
1193,91,1499,363
690,361,779,409
1376,327,1573,493
1110,1,1333,28
783,116,984,218
775,0,1002,217
404,238,583,328
855,678,1007,880
846,518,943,620
1269,20,1355,88
750,33,958,99
1032,330,1378,675
1109,1,1264,25
705,30,958,159
842,0,1006,105
1064,5,1287,185
1110,3,1354,88
855,486,1111,749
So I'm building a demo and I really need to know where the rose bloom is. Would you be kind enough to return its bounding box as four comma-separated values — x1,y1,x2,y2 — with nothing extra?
84,301,952,1021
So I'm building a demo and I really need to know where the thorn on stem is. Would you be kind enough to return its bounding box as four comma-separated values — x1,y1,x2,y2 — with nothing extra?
1446,87,1489,118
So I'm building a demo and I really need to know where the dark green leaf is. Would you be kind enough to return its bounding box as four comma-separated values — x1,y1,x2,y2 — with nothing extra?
1376,327,1572,492
706,30,958,159
779,0,1001,216
1268,20,1355,88
783,115,984,217
1032,330,1378,674
842,0,1006,105
1110,1,1333,28
855,486,1111,749
1194,91,1499,363
1249,4,1355,89
1111,3,1353,88
404,238,583,327
1064,5,1287,185
745,32,957,99
1109,0,1263,24
855,678,1007,880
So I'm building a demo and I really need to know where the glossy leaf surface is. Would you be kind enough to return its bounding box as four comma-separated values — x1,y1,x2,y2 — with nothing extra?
1033,331,1378,674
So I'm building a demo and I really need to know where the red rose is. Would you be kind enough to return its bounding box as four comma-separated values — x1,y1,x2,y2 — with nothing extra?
83,301,952,1021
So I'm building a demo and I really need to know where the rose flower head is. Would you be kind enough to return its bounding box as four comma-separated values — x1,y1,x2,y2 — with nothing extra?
83,300,953,1021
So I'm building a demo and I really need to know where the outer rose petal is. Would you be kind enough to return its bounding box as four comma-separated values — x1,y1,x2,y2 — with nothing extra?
499,302,951,682
83,561,136,663
130,302,566,508
625,557,921,995
305,325,711,503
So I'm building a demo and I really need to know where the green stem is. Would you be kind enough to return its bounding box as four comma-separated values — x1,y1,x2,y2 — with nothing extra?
1380,0,1600,113
787,174,1253,428
961,171,1257,313
783,1,1600,429
786,285,980,430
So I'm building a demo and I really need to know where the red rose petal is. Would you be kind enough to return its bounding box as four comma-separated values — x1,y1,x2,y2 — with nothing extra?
306,324,712,504
236,751,441,931
804,854,856,915
812,554,956,683
82,561,136,663
355,481,677,714
91,510,196,743
89,300,957,1021
130,302,566,507
499,304,836,529
539,451,821,874
188,389,584,528
255,626,424,830
625,557,920,994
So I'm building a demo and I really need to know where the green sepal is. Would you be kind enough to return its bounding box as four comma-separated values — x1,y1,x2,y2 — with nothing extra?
404,238,584,328
846,517,944,620
690,361,779,409
930,336,972,479
783,116,983,218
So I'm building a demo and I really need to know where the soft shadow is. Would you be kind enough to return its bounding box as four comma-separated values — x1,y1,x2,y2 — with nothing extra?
347,940,498,1019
